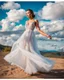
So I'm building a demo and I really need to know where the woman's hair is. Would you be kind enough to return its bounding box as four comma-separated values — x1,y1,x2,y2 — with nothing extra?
26,9,35,18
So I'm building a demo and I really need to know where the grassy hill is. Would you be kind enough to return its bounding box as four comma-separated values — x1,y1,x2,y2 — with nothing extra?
0,44,11,52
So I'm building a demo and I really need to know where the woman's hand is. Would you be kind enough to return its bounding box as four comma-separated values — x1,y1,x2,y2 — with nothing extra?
47,35,52,39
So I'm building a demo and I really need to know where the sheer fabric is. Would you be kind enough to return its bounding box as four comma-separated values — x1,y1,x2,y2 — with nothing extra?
4,20,55,74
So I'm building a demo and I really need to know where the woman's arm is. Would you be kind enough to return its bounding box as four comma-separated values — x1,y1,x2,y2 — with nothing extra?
35,20,52,39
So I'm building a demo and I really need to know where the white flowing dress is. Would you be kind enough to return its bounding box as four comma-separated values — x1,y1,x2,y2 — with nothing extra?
4,20,55,74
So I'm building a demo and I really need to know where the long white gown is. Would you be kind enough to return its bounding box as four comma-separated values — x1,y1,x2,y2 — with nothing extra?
4,20,55,74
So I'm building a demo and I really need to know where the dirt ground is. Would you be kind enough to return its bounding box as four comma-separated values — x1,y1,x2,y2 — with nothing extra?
0,51,64,79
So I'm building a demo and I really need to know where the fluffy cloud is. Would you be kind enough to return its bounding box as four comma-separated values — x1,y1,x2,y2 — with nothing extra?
7,9,26,22
12,24,25,31
0,19,64,52
59,46,64,52
0,21,1,25
1,2,21,10
0,2,26,32
0,35,15,46
0,32,22,46
39,20,64,32
0,8,26,31
0,18,25,31
38,2,64,20
34,12,42,20
34,20,64,41
1,19,11,31
50,20,64,32
0,19,15,31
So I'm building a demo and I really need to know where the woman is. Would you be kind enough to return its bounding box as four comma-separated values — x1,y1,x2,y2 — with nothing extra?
4,9,55,75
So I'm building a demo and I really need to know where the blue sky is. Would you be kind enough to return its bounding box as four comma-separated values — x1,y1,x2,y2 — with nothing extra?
0,1,54,26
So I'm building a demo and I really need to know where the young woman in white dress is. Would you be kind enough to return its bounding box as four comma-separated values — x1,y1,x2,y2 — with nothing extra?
4,9,55,75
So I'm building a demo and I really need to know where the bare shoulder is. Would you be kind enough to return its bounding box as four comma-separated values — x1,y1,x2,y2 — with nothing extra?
35,19,38,21
34,19,39,25
34,19,39,23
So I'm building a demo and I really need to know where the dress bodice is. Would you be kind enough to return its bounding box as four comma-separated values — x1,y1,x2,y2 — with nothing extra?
25,21,35,31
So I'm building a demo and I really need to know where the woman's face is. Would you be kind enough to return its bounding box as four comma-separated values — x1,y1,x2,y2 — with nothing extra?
26,10,32,18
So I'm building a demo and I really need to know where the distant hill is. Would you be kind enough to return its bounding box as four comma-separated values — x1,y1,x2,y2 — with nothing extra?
0,44,11,52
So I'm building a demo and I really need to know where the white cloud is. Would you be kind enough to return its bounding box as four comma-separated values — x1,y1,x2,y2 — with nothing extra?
0,34,21,46
1,2,21,10
0,18,25,31
11,22,15,26
0,20,64,52
0,18,15,31
34,12,42,20
34,20,64,41
59,46,64,52
10,34,19,40
7,9,26,22
1,19,64,42
12,24,25,31
0,2,26,31
0,4,26,46
35,34,46,40
39,20,64,32
39,21,50,27
38,2,64,20
49,20,64,32
0,21,1,25
1,18,11,31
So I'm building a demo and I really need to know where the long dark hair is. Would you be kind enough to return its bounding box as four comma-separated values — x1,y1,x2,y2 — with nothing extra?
26,9,35,18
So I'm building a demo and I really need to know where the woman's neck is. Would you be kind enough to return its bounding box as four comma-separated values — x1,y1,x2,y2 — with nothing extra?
29,17,34,20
